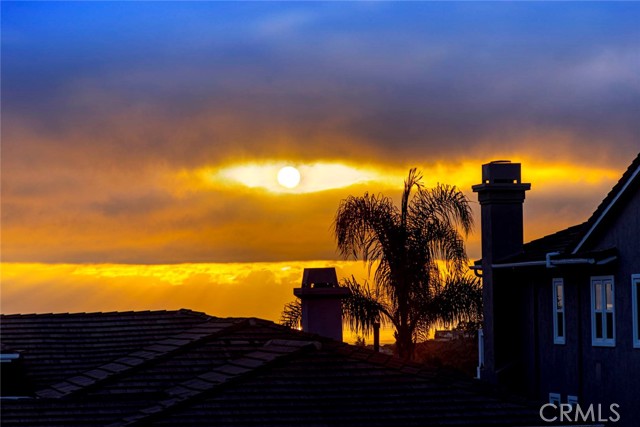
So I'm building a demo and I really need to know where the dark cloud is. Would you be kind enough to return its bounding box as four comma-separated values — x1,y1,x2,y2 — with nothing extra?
2,2,638,263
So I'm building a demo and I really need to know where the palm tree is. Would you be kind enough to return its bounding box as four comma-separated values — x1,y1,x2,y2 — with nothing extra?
334,168,479,360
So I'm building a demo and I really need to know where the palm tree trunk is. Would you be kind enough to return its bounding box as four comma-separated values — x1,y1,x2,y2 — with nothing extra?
395,324,414,361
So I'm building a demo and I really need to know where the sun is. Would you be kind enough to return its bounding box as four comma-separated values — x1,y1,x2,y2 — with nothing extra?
277,166,301,189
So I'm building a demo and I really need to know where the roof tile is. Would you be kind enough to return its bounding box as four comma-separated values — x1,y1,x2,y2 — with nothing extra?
181,378,216,391
115,357,146,367
101,363,129,373
35,388,64,399
84,369,111,380
197,371,230,384
51,381,81,394
143,344,178,354
67,375,96,387
166,385,197,398
214,364,251,376
230,357,265,369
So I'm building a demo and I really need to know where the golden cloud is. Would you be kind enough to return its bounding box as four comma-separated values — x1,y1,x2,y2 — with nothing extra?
174,161,405,194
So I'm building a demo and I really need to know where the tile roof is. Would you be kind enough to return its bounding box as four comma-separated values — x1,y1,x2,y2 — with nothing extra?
0,309,216,390
1,310,541,426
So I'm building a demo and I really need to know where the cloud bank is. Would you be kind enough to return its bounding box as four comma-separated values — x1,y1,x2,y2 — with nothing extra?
2,2,638,264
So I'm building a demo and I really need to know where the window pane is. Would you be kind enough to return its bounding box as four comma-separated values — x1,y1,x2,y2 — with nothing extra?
606,312,614,339
636,282,640,340
556,283,563,310
595,283,602,310
557,313,564,338
595,312,603,339
605,282,613,311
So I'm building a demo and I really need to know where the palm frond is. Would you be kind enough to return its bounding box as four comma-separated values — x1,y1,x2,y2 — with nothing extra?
341,276,391,336
410,183,473,237
428,273,483,328
401,167,423,227
334,192,398,263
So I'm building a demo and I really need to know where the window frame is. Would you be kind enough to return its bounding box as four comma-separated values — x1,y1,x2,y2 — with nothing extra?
553,278,566,344
632,274,640,349
591,276,615,347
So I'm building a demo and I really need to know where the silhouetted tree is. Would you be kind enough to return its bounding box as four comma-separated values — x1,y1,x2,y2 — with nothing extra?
280,300,302,330
334,169,479,360
280,169,481,361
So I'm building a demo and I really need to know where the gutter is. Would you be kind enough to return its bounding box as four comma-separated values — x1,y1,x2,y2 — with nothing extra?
475,251,617,271
491,260,546,269
595,255,617,265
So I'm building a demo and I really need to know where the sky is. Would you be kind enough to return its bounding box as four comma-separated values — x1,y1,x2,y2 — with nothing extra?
1,2,639,340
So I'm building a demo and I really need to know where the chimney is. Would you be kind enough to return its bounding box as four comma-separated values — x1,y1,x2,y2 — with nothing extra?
472,161,530,383
472,161,531,263
293,267,350,341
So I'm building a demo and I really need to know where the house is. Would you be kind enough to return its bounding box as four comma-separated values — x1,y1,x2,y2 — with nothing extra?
0,309,542,426
472,154,640,426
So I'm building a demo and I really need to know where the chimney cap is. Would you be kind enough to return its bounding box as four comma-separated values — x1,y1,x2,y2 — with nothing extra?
482,161,522,184
301,268,339,288
472,160,531,194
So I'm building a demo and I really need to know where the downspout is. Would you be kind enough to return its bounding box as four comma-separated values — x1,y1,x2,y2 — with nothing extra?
476,328,484,379
577,277,583,402
533,276,540,398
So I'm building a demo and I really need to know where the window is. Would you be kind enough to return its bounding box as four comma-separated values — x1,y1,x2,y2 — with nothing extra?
553,278,565,344
549,392,561,404
591,276,615,347
632,274,640,349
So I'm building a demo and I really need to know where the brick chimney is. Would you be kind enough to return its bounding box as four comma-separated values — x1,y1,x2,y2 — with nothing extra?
472,161,531,384
293,268,350,341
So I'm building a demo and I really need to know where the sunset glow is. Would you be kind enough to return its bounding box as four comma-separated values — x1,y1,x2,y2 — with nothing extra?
214,162,390,193
1,261,396,343
2,1,638,339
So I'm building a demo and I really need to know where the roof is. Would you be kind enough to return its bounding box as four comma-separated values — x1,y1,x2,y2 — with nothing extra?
1,310,540,427
572,151,640,253
498,223,588,264
494,152,640,265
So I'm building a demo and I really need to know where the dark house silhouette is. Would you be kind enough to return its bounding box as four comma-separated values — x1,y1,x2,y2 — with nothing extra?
473,154,640,426
0,309,541,426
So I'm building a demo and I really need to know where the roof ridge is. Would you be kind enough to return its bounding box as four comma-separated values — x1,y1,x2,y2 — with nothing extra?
35,318,249,399
240,320,438,376
108,339,322,427
0,308,212,319
329,341,439,377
